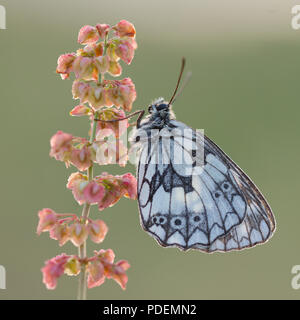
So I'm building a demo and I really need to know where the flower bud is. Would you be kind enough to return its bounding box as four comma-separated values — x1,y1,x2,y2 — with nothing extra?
56,53,76,79
70,105,91,117
114,38,137,65
88,85,107,109
88,219,108,243
110,260,130,290
37,208,57,235
70,146,92,171
87,260,105,288
49,131,73,161
67,172,89,205
121,173,137,199
108,60,122,76
107,78,136,111
95,108,128,138
94,55,110,74
49,223,70,246
64,257,81,276
72,80,90,104
73,56,98,81
83,182,105,204
69,222,89,247
113,20,136,38
41,254,70,289
78,25,99,44
95,24,110,39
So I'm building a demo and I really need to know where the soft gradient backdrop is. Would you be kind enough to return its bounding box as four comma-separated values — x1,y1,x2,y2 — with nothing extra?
1,0,300,299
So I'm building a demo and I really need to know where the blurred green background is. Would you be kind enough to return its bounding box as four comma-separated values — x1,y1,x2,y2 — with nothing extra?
1,0,300,299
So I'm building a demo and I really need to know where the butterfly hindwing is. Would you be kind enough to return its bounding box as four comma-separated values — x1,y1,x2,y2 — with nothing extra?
135,119,275,253
202,135,275,252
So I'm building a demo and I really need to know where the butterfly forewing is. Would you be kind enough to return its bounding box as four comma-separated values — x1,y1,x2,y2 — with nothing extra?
134,119,275,253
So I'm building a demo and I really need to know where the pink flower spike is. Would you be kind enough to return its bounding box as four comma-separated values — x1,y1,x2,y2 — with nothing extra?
69,222,89,247
70,105,91,117
83,182,105,204
113,20,136,38
56,53,76,80
37,208,57,235
41,254,70,290
95,24,110,39
78,25,99,44
88,220,108,243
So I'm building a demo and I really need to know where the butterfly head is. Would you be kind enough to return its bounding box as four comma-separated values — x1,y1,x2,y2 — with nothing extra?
140,98,175,129
148,98,170,114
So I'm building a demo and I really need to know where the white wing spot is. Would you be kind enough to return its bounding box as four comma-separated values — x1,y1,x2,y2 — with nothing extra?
188,228,208,245
210,224,225,243
226,238,238,250
205,163,226,184
151,186,170,215
224,213,240,231
186,191,204,213
206,153,228,174
149,224,166,241
232,195,246,219
250,229,263,243
167,231,186,246
170,187,185,215
259,220,270,239
141,202,151,222
139,182,150,206
210,239,225,251
239,237,250,247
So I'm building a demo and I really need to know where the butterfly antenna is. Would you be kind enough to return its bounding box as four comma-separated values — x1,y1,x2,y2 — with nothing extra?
171,71,192,105
168,57,186,106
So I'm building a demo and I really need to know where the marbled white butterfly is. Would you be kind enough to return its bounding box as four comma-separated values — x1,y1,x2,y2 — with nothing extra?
129,58,276,253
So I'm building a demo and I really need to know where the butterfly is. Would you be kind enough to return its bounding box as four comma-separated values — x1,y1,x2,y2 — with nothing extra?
128,58,276,253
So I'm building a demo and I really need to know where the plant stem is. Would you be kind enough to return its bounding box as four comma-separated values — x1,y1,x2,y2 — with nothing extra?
103,34,108,55
77,111,99,300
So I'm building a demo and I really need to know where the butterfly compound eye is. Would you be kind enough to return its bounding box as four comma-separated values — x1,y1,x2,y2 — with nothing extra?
156,103,168,111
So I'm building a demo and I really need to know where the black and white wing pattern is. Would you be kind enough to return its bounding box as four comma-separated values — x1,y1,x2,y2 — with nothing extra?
133,120,276,253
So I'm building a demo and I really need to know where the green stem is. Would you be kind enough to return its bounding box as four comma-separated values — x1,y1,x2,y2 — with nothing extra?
103,33,108,55
77,111,99,300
